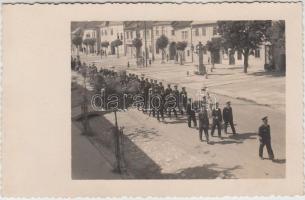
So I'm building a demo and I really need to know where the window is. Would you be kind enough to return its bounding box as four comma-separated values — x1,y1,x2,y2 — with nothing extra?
213,26,217,35
111,29,113,35
126,32,129,39
195,28,199,36
237,51,242,60
185,31,188,39
130,31,133,39
101,30,104,36
92,32,95,38
161,26,165,35
105,30,107,36
187,50,190,56
120,33,123,40
86,33,90,38
171,30,175,36
255,49,260,58
202,27,206,36
156,29,159,36
156,47,159,54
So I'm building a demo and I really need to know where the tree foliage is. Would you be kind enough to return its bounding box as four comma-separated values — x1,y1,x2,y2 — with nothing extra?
156,35,169,50
83,38,96,46
101,41,110,48
132,38,142,48
217,20,271,73
111,39,123,47
206,37,222,53
176,41,187,51
72,35,83,47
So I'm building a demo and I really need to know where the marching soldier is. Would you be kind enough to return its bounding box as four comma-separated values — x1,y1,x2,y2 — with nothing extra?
180,87,187,115
223,101,236,134
211,102,222,138
198,105,210,143
258,116,274,160
186,98,197,128
156,89,165,121
159,82,164,93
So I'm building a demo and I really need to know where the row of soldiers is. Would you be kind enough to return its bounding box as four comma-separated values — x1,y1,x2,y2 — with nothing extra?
79,63,275,160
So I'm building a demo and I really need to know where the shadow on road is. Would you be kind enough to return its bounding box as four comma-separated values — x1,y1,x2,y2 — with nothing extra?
272,159,286,164
248,71,285,77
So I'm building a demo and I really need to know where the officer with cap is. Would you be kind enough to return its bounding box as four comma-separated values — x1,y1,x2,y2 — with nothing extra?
211,102,222,138
258,116,274,160
223,101,236,134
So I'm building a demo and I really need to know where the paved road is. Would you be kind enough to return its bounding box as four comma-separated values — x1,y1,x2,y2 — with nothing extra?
71,57,285,179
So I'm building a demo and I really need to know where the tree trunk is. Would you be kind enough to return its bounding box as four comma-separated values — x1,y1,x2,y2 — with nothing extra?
136,47,140,66
180,51,183,65
243,51,249,73
117,47,120,58
161,49,165,63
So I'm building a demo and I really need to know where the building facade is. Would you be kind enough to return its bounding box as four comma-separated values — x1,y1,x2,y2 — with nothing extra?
82,28,99,54
99,21,125,56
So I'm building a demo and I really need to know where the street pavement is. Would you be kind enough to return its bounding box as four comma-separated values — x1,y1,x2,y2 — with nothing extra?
76,53,285,112
71,54,286,179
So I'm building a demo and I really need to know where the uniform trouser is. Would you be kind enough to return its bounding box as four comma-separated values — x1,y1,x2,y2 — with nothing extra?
224,120,236,134
156,108,164,121
211,121,222,137
259,140,274,159
187,114,197,127
199,127,209,142
149,108,155,117
168,108,178,118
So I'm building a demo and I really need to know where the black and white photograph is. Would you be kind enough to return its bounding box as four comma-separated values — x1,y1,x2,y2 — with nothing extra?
71,20,286,179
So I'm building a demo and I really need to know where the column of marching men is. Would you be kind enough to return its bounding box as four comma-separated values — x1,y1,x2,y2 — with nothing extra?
72,59,276,160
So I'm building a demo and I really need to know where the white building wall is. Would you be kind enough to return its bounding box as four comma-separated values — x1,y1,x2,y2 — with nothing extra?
100,24,124,56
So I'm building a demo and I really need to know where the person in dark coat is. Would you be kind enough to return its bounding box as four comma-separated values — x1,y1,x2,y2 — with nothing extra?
186,98,197,128
180,87,187,115
258,116,274,160
223,101,236,134
211,102,222,138
198,105,210,143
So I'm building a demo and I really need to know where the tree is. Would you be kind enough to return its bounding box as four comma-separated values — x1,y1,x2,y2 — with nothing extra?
72,35,82,56
218,20,271,73
176,41,187,65
156,35,169,63
265,20,286,72
132,37,142,66
101,41,109,57
206,37,222,70
111,39,123,58
83,38,96,54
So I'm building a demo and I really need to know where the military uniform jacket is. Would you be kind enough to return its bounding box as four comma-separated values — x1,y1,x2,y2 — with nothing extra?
258,124,271,142
180,91,187,105
223,107,233,122
198,110,209,129
212,108,222,122
186,103,195,115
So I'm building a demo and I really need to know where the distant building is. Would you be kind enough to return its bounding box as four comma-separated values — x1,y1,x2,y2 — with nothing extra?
99,21,124,56
82,28,99,55
124,21,153,60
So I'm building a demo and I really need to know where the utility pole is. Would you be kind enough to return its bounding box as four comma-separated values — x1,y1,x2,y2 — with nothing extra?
144,21,148,67
191,26,194,63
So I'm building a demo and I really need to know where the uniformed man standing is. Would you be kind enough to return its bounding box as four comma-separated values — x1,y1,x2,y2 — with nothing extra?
223,101,236,134
211,102,222,138
186,98,197,128
180,87,187,115
198,105,210,143
258,116,274,160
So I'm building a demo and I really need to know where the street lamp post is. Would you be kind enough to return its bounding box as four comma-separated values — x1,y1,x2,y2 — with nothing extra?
196,42,207,76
